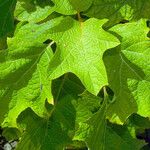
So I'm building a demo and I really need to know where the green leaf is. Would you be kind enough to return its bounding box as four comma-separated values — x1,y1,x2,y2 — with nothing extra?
128,79,150,117
86,100,144,150
0,18,63,127
16,108,71,150
126,114,150,129
0,1,149,149
73,91,101,141
16,74,83,150
0,0,17,37
2,127,21,141
52,0,76,15
125,114,150,139
103,19,150,123
52,74,101,143
48,17,120,95
107,122,145,150
15,0,55,23
111,19,150,80
85,0,150,27
69,0,93,12
0,37,7,50
0,0,17,49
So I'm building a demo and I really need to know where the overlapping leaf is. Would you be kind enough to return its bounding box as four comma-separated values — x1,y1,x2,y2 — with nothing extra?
127,79,150,117
50,74,146,150
15,0,55,23
48,17,120,95
69,0,93,12
85,0,150,27
0,17,63,127
73,91,101,141
52,0,76,15
103,19,150,123
16,73,84,150
0,1,150,149
0,0,17,49
0,0,16,37
86,99,144,150
16,108,71,150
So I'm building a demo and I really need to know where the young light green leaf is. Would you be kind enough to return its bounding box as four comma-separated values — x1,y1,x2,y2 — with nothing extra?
128,79,150,118
0,18,63,127
111,19,150,80
0,46,53,128
104,19,150,123
48,17,120,95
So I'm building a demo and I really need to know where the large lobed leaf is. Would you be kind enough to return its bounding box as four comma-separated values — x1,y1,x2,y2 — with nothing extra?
104,19,150,123
85,0,150,27
16,104,72,150
86,100,144,150
48,17,120,95
0,1,150,150
16,73,84,150
0,17,63,127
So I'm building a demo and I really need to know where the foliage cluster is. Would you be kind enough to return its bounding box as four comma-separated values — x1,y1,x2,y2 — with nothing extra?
0,0,150,149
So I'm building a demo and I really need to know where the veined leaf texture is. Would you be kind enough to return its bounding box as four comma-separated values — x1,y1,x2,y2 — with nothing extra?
0,0,149,150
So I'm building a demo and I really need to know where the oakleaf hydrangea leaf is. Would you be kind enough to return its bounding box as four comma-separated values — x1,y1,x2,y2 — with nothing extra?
0,0,17,49
128,79,150,117
0,1,149,149
85,0,150,27
112,19,150,80
52,0,76,15
86,99,144,150
0,18,63,127
16,108,71,150
16,78,80,150
0,0,16,37
69,0,93,12
48,17,120,95
15,0,55,23
73,91,101,141
104,19,150,123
